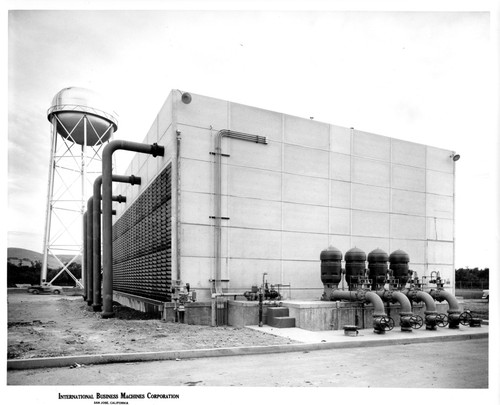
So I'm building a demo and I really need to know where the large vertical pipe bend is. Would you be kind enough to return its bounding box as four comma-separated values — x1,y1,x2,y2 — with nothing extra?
404,289,439,329
377,290,413,315
377,290,413,330
429,290,462,327
101,140,163,318
404,289,437,313
429,290,460,312
92,174,140,312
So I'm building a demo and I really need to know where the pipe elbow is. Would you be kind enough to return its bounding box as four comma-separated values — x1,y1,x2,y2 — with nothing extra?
365,291,386,317
431,290,461,313
87,196,93,211
103,140,123,160
390,291,413,314
413,290,437,313
93,176,103,197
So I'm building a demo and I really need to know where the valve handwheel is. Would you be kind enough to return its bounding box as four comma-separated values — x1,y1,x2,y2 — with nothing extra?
380,316,395,331
436,313,449,327
459,311,473,326
409,315,423,329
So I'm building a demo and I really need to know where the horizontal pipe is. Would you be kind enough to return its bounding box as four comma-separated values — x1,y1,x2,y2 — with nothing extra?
331,290,386,317
112,195,126,203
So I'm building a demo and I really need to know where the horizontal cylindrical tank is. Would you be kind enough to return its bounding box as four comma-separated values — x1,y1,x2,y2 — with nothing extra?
320,246,342,286
389,249,410,286
345,247,366,287
367,248,388,288
47,87,118,146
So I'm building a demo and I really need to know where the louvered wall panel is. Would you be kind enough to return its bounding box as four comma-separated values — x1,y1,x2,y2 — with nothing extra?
112,164,172,301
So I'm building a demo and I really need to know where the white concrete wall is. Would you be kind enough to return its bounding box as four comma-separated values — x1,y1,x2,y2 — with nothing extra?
113,92,176,218
115,91,456,301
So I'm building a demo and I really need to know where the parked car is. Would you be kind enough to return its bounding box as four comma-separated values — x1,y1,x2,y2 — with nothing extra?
482,289,489,301
27,283,63,295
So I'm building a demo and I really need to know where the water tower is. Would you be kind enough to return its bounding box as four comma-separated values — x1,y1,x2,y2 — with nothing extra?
41,87,118,286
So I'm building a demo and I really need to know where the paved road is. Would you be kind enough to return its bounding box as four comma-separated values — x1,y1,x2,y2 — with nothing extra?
8,338,488,388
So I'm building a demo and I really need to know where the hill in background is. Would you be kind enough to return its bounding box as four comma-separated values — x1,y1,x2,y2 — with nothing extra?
7,247,82,269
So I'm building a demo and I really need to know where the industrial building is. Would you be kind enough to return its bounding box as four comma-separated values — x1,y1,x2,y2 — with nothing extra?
98,90,459,329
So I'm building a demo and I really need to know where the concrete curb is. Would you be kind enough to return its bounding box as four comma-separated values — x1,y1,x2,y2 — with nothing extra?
7,330,488,371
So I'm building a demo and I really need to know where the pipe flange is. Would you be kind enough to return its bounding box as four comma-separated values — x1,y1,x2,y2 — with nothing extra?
150,142,165,158
383,290,393,301
355,289,366,301
430,289,446,302
406,289,419,302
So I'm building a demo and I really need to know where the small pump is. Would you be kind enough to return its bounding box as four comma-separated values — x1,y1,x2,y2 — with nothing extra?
244,273,282,301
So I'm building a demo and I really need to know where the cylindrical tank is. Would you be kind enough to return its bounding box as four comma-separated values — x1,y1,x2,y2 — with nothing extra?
47,87,118,146
367,248,389,288
389,249,410,286
345,247,366,287
320,246,343,286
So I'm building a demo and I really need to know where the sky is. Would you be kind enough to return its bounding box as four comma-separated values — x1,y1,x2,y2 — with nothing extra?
5,4,499,272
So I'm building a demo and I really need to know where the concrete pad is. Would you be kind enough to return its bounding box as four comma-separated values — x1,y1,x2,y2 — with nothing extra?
246,324,488,345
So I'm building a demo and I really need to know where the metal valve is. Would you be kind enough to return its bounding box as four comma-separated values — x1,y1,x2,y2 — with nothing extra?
373,316,395,334
409,315,424,329
436,313,449,327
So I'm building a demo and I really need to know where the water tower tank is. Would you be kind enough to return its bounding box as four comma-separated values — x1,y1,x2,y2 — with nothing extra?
47,87,118,146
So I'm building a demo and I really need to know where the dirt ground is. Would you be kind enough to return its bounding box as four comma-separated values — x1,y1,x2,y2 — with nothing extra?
7,290,489,361
7,291,297,360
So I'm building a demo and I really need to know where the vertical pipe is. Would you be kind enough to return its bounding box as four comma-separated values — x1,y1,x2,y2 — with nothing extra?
101,141,163,318
102,149,115,318
82,212,87,301
41,117,58,283
176,130,181,282
86,197,93,305
92,174,139,312
213,130,267,294
81,116,87,287
214,132,222,295
92,177,103,312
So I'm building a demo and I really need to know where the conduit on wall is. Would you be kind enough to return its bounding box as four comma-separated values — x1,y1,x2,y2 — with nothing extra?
213,130,267,295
